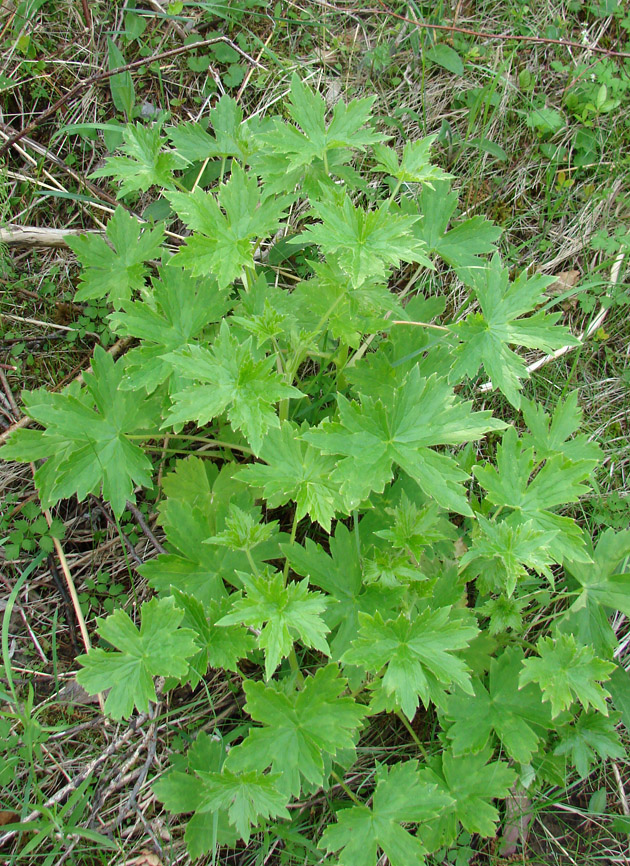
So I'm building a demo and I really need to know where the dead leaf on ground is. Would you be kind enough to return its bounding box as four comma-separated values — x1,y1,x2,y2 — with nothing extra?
0,811,19,827
546,269,580,307
127,849,162,866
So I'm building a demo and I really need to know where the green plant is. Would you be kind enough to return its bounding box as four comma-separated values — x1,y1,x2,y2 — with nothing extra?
3,74,628,863
2,500,65,560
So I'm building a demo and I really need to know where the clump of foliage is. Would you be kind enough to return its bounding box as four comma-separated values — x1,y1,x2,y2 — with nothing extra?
4,75,629,863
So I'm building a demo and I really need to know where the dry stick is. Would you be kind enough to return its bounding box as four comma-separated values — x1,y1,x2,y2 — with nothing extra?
0,224,100,247
0,712,152,848
479,249,627,393
612,762,630,817
124,501,167,556
0,37,265,157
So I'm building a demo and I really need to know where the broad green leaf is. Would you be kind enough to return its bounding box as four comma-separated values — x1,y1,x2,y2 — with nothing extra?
168,95,253,162
107,38,135,118
321,761,453,866
566,529,630,615
217,570,329,678
153,732,238,858
425,43,464,76
421,748,517,842
76,596,198,719
443,647,552,763
519,633,615,717
342,607,479,719
2,347,159,516
474,426,593,562
206,503,279,553
263,72,383,171
91,122,183,196
409,181,501,277
108,264,232,393
163,320,303,454
554,710,624,778
65,206,164,308
167,163,289,287
460,517,556,596
226,665,366,796
284,523,404,658
521,391,602,466
372,136,451,185
173,592,255,687
291,257,401,349
295,193,431,288
193,769,289,843
239,421,346,531
304,366,505,514
558,529,630,656
140,458,283,605
451,255,578,407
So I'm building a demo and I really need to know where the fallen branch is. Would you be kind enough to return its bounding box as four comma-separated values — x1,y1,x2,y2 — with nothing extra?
0,224,100,247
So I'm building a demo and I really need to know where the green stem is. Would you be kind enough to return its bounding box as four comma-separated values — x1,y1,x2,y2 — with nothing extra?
126,434,254,455
287,648,305,688
330,771,363,807
395,710,429,761
283,507,300,582
245,549,260,577
323,150,330,176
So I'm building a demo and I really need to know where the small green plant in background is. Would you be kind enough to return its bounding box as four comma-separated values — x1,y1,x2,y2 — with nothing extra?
2,72,629,864
2,501,65,561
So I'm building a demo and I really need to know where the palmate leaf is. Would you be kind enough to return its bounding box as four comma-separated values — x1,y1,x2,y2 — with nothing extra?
76,597,198,719
559,529,630,657
91,121,184,196
264,72,383,170
173,592,256,687
303,365,505,514
406,181,501,276
108,264,232,393
65,206,164,309
554,710,624,778
460,517,557,597
239,421,346,531
443,647,552,763
295,193,431,288
291,257,401,349
140,458,284,605
451,254,578,407
226,665,367,797
217,570,330,679
167,163,289,288
192,769,289,843
420,748,517,844
2,347,159,516
168,94,253,162
153,733,238,859
284,523,404,659
521,391,602,465
519,633,615,717
474,426,594,563
163,321,303,454
373,136,452,185
321,761,453,866
342,607,479,719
